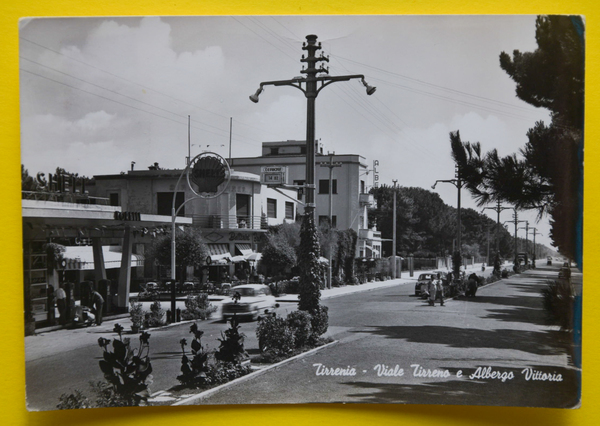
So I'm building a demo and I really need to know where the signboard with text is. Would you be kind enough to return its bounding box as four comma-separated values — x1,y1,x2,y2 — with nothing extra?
260,165,287,186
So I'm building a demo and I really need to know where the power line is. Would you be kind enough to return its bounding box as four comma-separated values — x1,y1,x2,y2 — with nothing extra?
19,36,277,140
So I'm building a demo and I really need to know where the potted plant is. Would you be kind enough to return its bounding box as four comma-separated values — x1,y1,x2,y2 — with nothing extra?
129,300,144,333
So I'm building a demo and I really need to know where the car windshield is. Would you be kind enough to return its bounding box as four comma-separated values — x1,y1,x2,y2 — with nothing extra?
419,274,433,280
235,288,257,297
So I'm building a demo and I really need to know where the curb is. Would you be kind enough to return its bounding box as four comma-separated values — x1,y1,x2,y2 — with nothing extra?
172,339,339,406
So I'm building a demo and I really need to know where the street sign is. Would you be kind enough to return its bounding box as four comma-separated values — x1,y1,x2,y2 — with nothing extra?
260,166,287,186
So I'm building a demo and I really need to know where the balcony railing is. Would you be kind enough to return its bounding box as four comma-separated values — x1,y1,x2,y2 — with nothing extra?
22,191,110,205
192,215,268,230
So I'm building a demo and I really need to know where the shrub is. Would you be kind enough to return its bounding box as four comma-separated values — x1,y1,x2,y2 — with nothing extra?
215,315,248,364
309,304,329,343
181,294,217,320
144,301,166,328
207,362,252,385
541,279,575,332
256,315,295,357
57,390,92,410
129,300,144,330
177,323,211,388
286,310,313,348
97,326,153,406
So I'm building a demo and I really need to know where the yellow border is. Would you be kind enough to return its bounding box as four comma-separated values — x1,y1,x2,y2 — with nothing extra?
2,1,598,425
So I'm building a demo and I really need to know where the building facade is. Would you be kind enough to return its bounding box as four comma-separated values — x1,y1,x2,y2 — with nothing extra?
229,140,383,258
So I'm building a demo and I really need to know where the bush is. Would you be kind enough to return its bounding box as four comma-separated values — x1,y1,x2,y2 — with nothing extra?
309,304,329,343
207,362,252,385
144,301,166,328
541,279,575,332
97,326,153,406
129,300,144,330
256,315,295,357
177,323,211,388
57,390,92,410
181,294,217,320
286,310,313,348
215,315,248,363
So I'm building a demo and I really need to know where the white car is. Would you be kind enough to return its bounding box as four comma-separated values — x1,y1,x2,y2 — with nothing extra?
221,284,278,321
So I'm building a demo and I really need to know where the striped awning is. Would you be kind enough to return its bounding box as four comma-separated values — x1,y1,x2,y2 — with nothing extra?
207,244,232,264
235,243,253,256
61,246,144,270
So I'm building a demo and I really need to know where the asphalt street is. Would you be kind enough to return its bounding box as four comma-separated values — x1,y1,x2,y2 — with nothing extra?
24,263,580,410
181,264,580,408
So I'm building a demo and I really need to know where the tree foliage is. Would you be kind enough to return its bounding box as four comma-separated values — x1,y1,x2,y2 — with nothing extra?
369,185,515,258
150,227,208,269
451,16,584,260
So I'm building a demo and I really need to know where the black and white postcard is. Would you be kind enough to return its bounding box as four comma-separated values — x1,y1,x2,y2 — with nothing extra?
20,15,583,410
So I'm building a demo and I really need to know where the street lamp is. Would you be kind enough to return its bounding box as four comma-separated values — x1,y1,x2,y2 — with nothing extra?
250,34,376,311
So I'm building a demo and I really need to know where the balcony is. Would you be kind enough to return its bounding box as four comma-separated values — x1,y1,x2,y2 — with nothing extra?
359,193,374,206
192,215,267,230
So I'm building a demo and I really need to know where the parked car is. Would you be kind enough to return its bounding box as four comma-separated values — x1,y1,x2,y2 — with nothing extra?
144,282,159,292
182,282,195,293
221,284,278,321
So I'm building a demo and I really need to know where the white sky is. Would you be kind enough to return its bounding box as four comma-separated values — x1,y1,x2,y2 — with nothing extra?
19,15,560,248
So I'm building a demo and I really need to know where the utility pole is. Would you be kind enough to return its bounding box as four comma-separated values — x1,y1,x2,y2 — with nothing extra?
392,179,398,279
250,34,376,311
319,152,342,289
483,200,512,254
530,227,541,268
506,210,526,265
519,221,530,263
432,165,464,254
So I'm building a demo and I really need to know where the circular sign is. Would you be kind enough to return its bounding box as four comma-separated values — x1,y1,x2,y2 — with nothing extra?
187,152,231,198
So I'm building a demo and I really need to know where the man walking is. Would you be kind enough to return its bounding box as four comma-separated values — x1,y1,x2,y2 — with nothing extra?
90,288,104,326
55,283,67,325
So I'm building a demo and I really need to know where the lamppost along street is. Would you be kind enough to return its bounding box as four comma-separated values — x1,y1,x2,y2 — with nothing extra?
170,152,230,322
250,34,375,311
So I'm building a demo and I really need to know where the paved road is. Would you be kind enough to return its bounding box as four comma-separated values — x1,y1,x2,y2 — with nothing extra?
181,263,580,408
26,262,573,410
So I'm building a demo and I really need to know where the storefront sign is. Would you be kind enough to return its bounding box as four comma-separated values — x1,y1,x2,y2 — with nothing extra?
229,232,251,241
191,155,227,193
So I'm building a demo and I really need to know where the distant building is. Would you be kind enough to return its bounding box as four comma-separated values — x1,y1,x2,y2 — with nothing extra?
229,140,383,258
92,166,297,281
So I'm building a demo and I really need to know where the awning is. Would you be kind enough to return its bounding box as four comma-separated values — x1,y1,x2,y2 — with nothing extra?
207,244,232,264
61,246,144,270
366,246,380,257
230,255,246,263
235,244,253,256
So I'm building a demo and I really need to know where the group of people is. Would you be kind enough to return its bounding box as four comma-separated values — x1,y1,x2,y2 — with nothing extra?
427,273,445,306
47,282,105,327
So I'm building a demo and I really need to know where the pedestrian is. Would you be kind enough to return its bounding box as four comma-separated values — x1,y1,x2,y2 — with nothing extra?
435,273,445,306
90,288,104,326
55,283,67,325
47,286,56,325
427,278,437,306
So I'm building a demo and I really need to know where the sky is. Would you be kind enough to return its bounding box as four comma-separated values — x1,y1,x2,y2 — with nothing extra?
19,15,561,248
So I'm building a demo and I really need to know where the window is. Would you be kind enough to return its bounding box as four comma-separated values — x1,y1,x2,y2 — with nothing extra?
270,147,279,156
267,198,277,218
109,193,119,207
319,179,337,194
360,180,365,194
285,202,294,220
157,192,184,216
318,215,337,228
